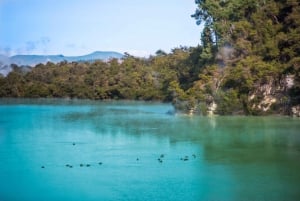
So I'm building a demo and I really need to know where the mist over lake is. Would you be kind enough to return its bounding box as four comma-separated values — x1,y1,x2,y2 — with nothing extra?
0,99,299,201
1,0,300,200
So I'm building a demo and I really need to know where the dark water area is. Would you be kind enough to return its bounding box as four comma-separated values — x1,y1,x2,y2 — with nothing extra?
0,99,300,201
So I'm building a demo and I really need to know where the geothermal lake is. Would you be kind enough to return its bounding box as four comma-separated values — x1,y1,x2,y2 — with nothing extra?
0,99,300,201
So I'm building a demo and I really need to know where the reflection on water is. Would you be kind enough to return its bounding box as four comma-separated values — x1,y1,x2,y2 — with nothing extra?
0,99,300,201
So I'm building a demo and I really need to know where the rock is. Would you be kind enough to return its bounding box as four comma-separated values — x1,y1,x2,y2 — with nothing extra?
248,76,294,115
207,101,217,115
291,105,300,117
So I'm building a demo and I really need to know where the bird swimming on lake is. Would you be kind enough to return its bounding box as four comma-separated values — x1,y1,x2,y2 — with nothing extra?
180,156,189,161
66,164,73,168
184,156,189,161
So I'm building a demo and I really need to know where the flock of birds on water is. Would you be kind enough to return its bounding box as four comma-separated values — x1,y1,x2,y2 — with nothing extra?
40,142,197,169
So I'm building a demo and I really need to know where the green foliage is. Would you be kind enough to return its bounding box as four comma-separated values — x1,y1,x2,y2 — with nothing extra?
168,80,187,101
0,49,191,102
223,56,279,94
0,0,298,116
190,0,300,115
215,89,244,115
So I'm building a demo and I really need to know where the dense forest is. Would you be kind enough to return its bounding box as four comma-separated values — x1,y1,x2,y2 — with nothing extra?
0,0,299,116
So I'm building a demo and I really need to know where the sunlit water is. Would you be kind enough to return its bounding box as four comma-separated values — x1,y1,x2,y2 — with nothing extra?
0,99,300,201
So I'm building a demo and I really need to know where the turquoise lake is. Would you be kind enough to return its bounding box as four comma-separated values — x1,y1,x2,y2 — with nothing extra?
0,99,300,201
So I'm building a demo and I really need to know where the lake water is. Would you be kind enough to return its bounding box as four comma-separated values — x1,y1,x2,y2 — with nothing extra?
0,99,300,201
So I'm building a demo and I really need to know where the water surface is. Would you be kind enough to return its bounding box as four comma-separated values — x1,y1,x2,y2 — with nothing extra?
0,99,300,201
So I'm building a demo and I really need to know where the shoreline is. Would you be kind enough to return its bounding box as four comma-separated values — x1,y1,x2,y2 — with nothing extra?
0,97,298,118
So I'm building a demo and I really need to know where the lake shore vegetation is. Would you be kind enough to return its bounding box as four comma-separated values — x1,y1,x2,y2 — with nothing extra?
0,0,299,116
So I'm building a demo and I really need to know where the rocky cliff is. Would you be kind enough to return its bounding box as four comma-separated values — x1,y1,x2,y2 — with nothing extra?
173,73,299,117
248,75,292,115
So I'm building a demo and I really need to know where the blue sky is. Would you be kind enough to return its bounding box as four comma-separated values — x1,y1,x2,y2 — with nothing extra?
0,0,202,57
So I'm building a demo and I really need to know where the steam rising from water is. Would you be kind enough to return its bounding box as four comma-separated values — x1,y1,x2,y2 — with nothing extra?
216,45,235,67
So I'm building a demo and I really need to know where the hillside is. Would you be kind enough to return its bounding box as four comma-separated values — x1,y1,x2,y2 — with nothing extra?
9,51,123,66
0,51,123,76
0,0,299,116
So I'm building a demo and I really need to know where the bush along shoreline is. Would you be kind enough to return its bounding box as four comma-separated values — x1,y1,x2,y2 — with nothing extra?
0,1,299,116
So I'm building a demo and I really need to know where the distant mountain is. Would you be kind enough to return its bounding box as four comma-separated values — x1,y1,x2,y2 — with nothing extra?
0,55,11,76
9,51,123,66
0,51,123,76
65,51,124,63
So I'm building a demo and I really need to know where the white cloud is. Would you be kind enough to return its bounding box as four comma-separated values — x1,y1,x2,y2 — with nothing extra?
4,37,52,56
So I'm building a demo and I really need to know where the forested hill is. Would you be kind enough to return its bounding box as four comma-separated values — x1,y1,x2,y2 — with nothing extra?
0,51,123,76
0,0,299,116
188,0,300,116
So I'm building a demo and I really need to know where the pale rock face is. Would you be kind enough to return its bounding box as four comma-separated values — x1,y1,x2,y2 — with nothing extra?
248,75,296,114
188,107,196,115
291,106,300,117
249,78,278,112
256,96,277,112
207,101,217,115
285,75,294,89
